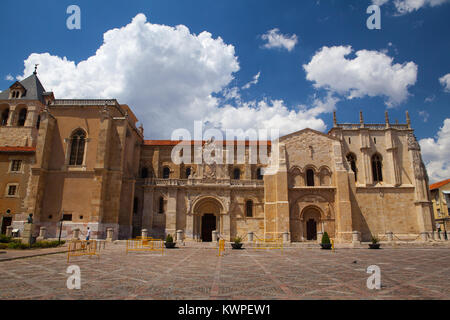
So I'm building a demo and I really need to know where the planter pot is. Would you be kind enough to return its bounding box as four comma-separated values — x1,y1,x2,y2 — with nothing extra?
320,243,332,250
231,243,243,249
165,242,176,249
369,243,381,249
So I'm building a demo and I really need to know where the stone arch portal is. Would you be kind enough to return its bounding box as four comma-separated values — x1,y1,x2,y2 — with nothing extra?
192,197,224,242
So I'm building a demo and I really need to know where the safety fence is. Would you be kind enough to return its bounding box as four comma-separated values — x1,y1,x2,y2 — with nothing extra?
67,240,99,263
217,239,226,257
126,237,164,255
253,234,283,252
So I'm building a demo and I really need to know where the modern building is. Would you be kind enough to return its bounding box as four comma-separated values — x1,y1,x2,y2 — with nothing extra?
0,71,436,242
430,179,450,233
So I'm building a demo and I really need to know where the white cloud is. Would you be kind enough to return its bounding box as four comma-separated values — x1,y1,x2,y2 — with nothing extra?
439,73,450,92
5,74,14,81
303,45,418,107
261,28,298,52
18,14,329,138
242,72,261,90
373,0,450,14
418,110,430,122
420,118,450,183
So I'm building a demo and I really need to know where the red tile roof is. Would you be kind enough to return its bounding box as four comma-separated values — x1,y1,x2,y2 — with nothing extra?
0,146,36,153
144,140,271,146
430,179,450,190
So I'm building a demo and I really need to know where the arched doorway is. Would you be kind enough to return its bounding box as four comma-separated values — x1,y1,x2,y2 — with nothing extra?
302,206,322,241
193,197,223,242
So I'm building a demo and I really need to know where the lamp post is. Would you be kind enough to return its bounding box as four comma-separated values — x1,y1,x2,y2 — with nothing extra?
58,212,64,245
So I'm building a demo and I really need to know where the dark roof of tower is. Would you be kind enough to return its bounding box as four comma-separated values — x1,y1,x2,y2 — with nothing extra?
0,73,47,104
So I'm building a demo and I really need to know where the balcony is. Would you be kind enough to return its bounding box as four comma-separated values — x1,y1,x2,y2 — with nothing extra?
142,178,264,188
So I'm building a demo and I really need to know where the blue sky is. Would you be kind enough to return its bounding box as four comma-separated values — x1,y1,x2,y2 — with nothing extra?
0,0,449,181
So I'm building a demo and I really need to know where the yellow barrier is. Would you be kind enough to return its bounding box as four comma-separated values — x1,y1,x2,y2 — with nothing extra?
67,240,99,263
253,237,283,252
218,239,226,257
126,238,164,255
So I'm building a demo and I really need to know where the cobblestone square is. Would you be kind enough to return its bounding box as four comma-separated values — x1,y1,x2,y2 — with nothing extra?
0,245,449,300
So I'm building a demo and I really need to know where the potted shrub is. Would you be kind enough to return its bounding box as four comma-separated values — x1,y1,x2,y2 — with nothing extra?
164,234,176,248
231,236,243,249
320,232,332,250
369,236,381,249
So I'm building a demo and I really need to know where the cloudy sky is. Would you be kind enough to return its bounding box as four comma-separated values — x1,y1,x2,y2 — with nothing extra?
0,0,449,182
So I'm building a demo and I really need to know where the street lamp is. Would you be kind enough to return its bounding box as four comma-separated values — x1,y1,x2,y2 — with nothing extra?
58,211,64,245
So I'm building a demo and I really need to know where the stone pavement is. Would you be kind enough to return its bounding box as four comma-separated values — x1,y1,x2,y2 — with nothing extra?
0,243,449,300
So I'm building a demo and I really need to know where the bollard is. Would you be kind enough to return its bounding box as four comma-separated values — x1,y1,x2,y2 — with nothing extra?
247,231,254,243
106,228,114,242
317,231,323,244
352,231,361,244
433,231,439,241
176,230,183,242
439,231,444,241
6,226,13,238
282,232,289,243
386,231,394,242
141,229,148,239
212,230,218,242
37,227,47,241
72,228,80,240
420,232,428,241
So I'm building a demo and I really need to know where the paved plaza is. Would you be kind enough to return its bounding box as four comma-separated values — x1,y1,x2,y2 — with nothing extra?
0,243,449,300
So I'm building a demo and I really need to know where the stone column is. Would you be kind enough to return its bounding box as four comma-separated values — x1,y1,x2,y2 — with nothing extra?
6,226,13,238
165,189,178,236
106,228,114,242
37,227,47,241
221,214,231,241
386,231,393,242
247,231,254,242
433,231,439,241
142,189,154,231
141,229,148,239
186,214,194,240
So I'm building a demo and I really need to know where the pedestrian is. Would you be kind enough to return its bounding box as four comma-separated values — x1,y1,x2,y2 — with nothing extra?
86,227,91,241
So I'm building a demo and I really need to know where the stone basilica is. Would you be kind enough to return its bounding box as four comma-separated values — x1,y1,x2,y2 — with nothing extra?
0,72,435,242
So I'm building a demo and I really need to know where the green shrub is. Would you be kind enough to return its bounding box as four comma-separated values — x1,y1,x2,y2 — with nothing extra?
232,236,242,244
7,242,30,250
0,234,12,243
371,236,379,244
321,232,331,245
31,240,65,248
0,243,8,249
165,234,173,243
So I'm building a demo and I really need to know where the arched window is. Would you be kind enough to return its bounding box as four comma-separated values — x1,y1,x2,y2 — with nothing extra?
17,108,27,126
306,169,315,187
162,167,170,179
158,197,164,214
246,200,253,217
186,167,191,179
372,154,383,183
233,168,241,180
69,129,86,166
141,167,149,179
256,168,263,180
133,197,139,214
1,109,9,126
36,115,41,129
346,153,358,182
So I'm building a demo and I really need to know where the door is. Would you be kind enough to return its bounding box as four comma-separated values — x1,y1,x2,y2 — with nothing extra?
306,219,317,240
201,214,216,242
1,217,12,234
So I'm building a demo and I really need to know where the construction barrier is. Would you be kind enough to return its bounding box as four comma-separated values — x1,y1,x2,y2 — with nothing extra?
126,238,164,255
253,235,283,252
67,240,99,263
218,239,226,257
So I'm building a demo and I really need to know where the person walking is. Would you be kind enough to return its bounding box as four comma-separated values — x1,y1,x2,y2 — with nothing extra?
86,227,91,241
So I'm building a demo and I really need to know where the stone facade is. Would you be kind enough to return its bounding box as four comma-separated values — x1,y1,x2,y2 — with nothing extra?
0,73,436,242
